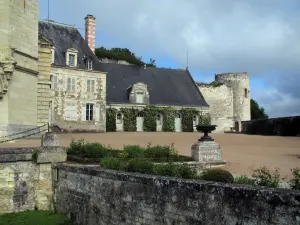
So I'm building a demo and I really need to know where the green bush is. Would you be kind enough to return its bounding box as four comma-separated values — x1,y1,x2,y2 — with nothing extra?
122,158,153,174
100,158,123,170
144,143,177,159
106,108,117,132
152,163,177,177
289,167,300,190
122,145,145,158
251,166,281,188
201,168,234,183
234,175,256,185
67,139,121,158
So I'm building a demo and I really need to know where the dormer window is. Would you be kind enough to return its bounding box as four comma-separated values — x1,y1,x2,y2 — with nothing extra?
69,54,75,67
136,92,144,104
66,48,78,67
51,47,55,64
86,60,93,70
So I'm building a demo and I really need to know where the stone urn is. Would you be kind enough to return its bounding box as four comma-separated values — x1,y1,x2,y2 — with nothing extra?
191,124,226,166
196,124,217,142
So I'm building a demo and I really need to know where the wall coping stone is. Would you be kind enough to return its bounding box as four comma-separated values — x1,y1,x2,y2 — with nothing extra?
0,146,66,163
55,163,300,207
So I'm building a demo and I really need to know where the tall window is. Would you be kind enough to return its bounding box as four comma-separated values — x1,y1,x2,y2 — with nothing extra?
87,60,93,70
86,103,94,121
69,54,75,67
244,88,248,98
136,92,143,104
87,79,95,93
65,103,77,121
51,75,58,90
156,114,162,124
67,77,76,92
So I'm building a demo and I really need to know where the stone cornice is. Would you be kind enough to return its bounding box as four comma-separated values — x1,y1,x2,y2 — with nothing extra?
0,58,17,98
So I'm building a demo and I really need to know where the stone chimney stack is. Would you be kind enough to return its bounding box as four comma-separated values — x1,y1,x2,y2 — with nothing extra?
85,14,96,53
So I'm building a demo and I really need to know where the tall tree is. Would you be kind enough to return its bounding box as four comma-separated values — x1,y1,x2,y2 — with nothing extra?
251,99,269,120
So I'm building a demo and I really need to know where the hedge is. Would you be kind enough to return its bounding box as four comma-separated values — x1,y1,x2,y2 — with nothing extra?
106,106,210,132
242,116,300,136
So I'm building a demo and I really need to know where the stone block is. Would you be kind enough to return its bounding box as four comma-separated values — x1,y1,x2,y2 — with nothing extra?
191,141,226,166
37,148,67,164
41,132,59,147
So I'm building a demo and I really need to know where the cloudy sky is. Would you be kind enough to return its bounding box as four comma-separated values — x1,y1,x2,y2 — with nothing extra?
39,0,300,118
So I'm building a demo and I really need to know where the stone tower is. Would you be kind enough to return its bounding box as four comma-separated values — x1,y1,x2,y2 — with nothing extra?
215,72,251,131
85,14,96,53
0,0,39,136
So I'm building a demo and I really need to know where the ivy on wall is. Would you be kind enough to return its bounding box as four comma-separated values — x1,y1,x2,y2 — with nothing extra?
105,106,211,132
180,108,199,132
143,106,158,132
162,107,175,132
120,108,139,131
106,107,117,132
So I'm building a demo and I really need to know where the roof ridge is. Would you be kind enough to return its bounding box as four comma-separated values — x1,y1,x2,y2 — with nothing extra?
39,20,76,29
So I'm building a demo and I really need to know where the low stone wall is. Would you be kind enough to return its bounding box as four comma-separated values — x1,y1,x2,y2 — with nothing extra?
0,146,66,214
54,164,300,225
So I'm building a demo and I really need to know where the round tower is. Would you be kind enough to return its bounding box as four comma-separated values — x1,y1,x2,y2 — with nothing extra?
215,72,251,131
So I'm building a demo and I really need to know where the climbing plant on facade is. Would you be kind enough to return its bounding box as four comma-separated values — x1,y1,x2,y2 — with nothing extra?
143,106,158,132
106,107,117,132
120,108,139,131
162,107,175,132
180,108,199,132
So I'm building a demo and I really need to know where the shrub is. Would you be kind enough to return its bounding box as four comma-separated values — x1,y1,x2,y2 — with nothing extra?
152,163,177,177
144,143,177,159
122,158,153,174
67,139,85,154
289,167,300,190
201,168,234,183
122,145,145,158
251,166,281,188
100,158,123,170
175,164,197,179
234,175,256,185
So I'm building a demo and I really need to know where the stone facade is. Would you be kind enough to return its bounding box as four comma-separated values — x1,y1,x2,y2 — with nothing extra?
0,146,67,214
37,35,53,127
0,0,39,136
49,66,107,132
53,164,300,225
197,72,251,132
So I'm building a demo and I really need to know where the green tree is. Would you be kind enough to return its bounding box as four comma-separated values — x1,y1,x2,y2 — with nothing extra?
251,99,269,120
95,46,156,68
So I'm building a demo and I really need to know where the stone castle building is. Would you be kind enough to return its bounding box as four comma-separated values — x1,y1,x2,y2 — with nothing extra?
0,0,250,136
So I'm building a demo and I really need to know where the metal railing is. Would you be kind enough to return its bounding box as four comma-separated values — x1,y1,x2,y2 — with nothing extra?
0,123,49,143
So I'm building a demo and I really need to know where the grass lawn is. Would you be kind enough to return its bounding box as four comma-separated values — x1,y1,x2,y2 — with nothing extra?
0,211,72,225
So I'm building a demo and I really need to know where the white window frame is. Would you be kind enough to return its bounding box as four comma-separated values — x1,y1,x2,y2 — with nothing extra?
87,79,95,93
86,103,94,121
67,77,76,92
66,48,78,67
51,74,58,90
51,47,55,64
136,92,144,104
87,60,93,70
65,102,77,121
68,54,75,67
116,113,122,124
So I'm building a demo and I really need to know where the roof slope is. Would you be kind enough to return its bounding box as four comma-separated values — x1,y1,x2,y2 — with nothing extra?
98,63,209,107
38,20,102,70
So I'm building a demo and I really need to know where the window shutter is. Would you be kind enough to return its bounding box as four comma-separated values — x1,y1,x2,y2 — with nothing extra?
95,104,100,122
81,103,86,121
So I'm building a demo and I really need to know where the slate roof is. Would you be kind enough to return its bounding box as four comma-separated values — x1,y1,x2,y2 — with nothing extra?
38,20,208,107
98,63,209,107
38,20,102,70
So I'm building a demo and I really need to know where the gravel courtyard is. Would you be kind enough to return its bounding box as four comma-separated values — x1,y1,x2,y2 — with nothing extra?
1,132,299,178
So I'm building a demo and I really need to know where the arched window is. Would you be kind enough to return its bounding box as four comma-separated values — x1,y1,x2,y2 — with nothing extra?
116,113,122,124
156,114,162,124
175,113,181,119
137,112,144,117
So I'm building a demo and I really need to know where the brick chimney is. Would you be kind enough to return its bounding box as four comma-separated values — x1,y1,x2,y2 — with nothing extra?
85,14,96,53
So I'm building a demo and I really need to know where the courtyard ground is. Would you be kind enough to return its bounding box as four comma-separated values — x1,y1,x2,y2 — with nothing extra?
1,132,299,178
